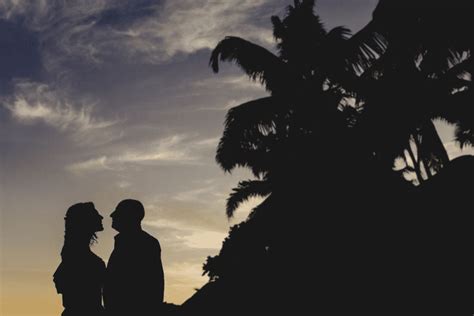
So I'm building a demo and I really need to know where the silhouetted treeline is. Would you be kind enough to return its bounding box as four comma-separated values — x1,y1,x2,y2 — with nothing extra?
182,0,473,313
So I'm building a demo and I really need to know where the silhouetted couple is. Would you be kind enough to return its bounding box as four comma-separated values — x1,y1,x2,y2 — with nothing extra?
53,199,164,316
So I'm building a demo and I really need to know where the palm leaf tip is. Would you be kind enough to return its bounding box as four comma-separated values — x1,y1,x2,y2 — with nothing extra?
208,36,289,93
271,16,284,39
327,26,352,41
209,44,221,73
294,0,316,10
226,180,271,218
210,36,244,73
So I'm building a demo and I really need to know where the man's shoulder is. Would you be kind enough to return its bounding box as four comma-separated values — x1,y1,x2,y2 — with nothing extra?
140,230,161,250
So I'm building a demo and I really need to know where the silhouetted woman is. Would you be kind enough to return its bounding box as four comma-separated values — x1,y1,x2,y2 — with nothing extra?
53,202,105,316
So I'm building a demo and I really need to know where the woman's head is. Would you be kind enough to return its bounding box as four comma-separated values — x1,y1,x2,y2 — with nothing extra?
64,202,103,244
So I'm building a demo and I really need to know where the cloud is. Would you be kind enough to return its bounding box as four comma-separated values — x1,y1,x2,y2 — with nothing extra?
162,260,209,304
195,75,266,93
141,199,230,303
141,216,224,304
0,0,279,70
196,97,254,112
145,218,226,250
116,180,132,189
192,75,268,111
143,180,261,236
67,156,113,172
2,80,119,144
67,134,219,172
139,188,262,304
135,0,275,62
4,81,112,130
120,134,194,163
172,186,221,203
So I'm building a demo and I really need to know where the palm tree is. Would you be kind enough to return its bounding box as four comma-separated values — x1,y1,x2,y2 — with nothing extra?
211,0,473,217
210,0,383,216
348,0,473,183
189,1,473,311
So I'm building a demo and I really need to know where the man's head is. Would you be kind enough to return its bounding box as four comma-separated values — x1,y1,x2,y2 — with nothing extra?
110,199,145,233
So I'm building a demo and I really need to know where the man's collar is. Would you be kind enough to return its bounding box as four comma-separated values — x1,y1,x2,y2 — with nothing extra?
114,229,144,240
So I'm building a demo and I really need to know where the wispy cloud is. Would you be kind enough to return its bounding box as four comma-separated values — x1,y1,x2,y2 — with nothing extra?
116,180,132,189
172,185,225,203
3,80,119,144
4,81,113,130
67,156,113,172
196,97,255,112
134,0,275,62
145,217,226,250
142,211,226,303
195,75,266,92
0,0,278,70
143,179,261,235
193,75,267,111
67,134,219,172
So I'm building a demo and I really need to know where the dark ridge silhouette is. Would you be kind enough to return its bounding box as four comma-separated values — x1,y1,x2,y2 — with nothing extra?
103,199,165,316
53,202,105,316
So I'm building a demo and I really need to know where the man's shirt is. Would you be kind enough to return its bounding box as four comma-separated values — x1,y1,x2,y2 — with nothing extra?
104,230,164,314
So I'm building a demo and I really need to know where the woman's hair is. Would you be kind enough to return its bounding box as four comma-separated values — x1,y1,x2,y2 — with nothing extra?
61,202,98,258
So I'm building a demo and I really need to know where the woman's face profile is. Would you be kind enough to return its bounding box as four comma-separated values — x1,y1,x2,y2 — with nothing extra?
91,208,104,233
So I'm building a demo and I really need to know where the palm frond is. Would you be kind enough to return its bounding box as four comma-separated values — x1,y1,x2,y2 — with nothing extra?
300,0,316,11
454,125,473,148
271,0,326,71
345,21,388,74
451,90,473,147
210,36,295,94
216,97,288,174
288,0,316,13
438,57,472,89
217,142,274,177
358,0,472,76
447,57,472,77
430,58,472,147
326,26,352,42
433,89,473,147
226,180,272,218
271,16,285,40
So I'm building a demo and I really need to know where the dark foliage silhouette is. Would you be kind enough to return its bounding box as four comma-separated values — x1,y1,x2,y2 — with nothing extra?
348,0,473,182
103,199,164,316
210,0,379,219
53,202,105,316
182,0,474,313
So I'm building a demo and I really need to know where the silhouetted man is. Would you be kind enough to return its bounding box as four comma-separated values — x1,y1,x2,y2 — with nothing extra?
104,199,164,316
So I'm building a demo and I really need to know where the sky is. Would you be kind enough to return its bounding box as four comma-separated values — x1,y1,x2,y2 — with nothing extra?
0,0,472,315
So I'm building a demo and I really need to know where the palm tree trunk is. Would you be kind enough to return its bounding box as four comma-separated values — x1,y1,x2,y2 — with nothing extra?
413,120,450,180
425,120,450,165
407,137,424,184
413,133,432,180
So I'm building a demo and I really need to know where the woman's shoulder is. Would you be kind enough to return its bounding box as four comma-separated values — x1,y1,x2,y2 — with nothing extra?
58,252,105,272
89,251,106,268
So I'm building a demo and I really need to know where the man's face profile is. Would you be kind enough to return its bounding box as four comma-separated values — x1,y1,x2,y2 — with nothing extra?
110,206,124,232
110,200,144,232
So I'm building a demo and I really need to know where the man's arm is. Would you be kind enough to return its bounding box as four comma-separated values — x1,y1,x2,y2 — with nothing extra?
139,238,165,311
152,240,165,304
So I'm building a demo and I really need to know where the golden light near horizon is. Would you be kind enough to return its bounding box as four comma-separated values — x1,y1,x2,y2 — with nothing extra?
1,195,261,315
